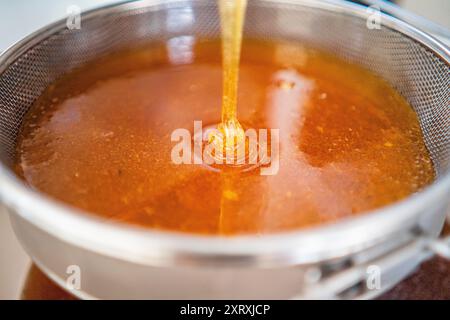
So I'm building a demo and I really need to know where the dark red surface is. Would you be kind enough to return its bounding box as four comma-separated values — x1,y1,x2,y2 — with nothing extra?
379,256,450,299
379,225,450,300
21,257,450,300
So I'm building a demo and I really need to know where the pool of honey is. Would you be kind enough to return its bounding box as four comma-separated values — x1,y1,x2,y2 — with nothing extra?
15,40,435,235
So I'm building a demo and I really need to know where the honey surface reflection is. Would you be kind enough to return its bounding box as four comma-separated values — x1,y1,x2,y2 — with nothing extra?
15,40,435,235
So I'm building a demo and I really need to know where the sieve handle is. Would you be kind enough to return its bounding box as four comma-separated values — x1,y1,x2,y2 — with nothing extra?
292,236,433,299
426,235,450,259
425,210,450,259
292,219,450,299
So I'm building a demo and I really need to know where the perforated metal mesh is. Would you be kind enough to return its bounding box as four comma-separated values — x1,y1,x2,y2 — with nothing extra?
0,0,449,177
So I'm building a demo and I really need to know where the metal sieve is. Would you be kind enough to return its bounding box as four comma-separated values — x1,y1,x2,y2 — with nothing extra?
0,0,449,299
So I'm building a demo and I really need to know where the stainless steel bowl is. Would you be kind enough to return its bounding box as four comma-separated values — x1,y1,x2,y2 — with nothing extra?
0,0,449,299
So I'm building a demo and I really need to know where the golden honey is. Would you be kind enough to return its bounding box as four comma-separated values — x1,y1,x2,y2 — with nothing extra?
15,40,435,235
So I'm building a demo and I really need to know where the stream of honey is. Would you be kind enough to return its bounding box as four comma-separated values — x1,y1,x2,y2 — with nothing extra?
216,0,248,233
217,0,246,136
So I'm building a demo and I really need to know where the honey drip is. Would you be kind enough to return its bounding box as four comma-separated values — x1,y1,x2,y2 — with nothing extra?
217,0,248,233
214,0,247,152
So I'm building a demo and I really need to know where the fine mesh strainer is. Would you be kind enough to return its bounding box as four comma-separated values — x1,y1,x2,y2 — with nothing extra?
0,0,449,299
